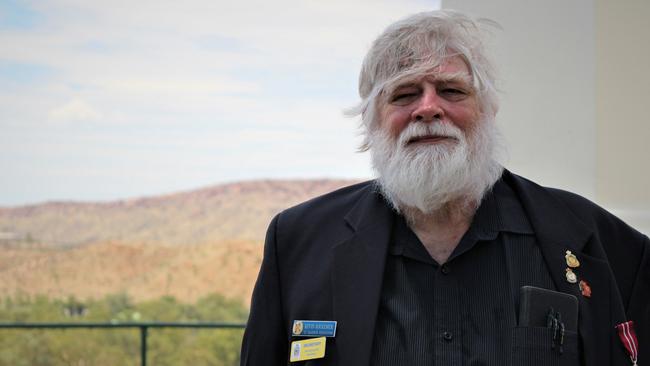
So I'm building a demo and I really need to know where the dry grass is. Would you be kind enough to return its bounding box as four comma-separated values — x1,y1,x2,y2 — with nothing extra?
0,240,263,305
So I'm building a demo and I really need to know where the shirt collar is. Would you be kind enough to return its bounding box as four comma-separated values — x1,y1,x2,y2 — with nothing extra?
480,178,534,235
389,177,534,265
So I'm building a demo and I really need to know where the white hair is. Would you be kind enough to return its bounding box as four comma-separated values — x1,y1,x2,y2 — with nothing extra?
347,10,500,150
370,116,505,215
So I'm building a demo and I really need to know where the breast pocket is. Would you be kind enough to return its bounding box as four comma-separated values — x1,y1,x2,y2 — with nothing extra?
510,326,579,366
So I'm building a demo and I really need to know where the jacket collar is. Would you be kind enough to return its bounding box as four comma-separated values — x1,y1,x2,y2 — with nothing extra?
503,171,592,251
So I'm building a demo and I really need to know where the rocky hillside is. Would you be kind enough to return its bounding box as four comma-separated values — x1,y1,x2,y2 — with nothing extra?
0,179,360,305
0,179,358,248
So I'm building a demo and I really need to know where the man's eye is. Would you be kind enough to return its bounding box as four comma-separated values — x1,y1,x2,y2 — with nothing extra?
391,92,418,103
441,88,465,95
440,88,469,101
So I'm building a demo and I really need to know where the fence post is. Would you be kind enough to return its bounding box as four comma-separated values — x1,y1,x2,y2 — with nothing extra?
140,325,148,366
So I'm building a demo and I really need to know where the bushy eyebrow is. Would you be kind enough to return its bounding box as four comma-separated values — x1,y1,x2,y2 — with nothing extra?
426,71,473,85
385,71,473,95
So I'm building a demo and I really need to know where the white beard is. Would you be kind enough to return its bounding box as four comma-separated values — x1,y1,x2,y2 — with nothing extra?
369,118,505,215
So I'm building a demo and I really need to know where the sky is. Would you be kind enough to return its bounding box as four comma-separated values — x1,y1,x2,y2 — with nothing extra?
0,0,439,206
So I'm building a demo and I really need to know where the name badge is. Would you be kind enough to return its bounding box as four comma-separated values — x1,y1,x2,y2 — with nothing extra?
292,320,337,337
289,337,326,362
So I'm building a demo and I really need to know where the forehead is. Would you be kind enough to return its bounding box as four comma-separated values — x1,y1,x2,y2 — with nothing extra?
431,56,471,76
431,56,472,81
387,56,473,91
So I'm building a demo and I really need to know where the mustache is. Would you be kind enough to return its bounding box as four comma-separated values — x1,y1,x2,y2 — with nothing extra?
397,122,464,146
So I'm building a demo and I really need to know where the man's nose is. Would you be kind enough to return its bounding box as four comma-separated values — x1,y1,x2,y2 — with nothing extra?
412,89,443,122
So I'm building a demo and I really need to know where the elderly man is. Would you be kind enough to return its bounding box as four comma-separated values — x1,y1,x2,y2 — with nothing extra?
241,10,648,366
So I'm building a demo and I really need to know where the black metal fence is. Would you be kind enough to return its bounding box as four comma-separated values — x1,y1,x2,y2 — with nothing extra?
0,322,246,366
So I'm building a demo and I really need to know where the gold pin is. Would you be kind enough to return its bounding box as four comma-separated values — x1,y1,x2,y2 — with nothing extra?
565,250,580,268
565,268,578,283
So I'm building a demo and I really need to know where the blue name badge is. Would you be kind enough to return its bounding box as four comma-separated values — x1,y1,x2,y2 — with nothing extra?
292,320,337,337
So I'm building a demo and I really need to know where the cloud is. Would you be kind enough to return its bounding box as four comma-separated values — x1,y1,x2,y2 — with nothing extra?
48,98,101,123
0,0,438,204
99,77,260,95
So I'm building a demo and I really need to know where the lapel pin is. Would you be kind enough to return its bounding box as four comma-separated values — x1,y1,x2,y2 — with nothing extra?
565,268,578,283
565,250,580,268
579,280,591,298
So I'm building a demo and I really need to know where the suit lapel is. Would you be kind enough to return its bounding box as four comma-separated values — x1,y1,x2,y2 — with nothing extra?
506,171,628,365
332,185,392,366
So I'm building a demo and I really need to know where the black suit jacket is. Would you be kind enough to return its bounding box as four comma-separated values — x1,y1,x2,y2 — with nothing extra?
241,170,649,365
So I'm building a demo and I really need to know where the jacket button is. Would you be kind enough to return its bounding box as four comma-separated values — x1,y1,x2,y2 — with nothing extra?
441,264,451,275
442,331,453,341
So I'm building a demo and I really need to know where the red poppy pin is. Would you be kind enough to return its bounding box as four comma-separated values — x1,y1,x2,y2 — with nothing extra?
579,280,591,298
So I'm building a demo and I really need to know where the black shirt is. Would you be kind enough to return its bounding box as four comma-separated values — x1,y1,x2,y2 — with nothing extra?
370,180,556,365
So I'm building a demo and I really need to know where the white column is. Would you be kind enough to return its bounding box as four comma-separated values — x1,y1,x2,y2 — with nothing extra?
595,0,650,234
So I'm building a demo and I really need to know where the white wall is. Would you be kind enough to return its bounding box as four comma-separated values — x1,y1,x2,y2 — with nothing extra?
443,0,649,235
443,0,596,197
